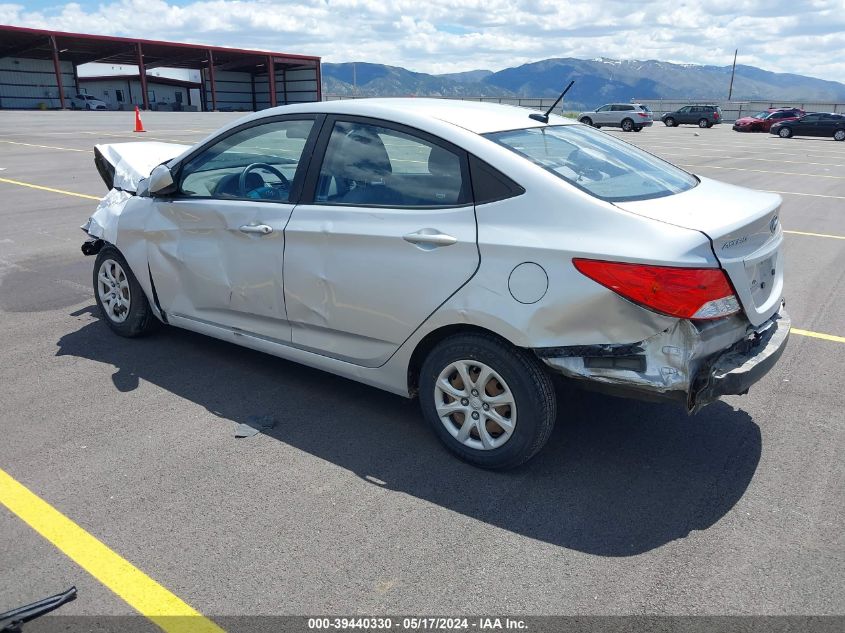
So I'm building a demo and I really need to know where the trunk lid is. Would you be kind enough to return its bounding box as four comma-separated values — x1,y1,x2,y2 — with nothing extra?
94,142,190,193
615,177,784,326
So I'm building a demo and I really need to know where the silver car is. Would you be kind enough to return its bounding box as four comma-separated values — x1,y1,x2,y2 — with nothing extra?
83,99,789,469
578,103,654,131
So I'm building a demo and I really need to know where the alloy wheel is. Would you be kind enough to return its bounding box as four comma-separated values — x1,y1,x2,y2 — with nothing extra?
97,258,131,323
434,360,516,451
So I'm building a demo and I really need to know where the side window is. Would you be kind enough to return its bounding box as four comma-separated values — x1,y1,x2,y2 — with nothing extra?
679,106,691,113
596,105,611,112
179,119,314,201
314,120,468,207
622,105,635,111
469,155,525,205
802,114,821,122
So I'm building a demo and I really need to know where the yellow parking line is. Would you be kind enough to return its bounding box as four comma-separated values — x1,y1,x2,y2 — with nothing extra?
0,177,99,200
0,468,224,633
792,329,845,344
784,230,845,240
0,140,91,153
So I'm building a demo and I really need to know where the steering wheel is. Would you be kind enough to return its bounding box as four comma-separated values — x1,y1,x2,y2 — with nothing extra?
238,163,290,197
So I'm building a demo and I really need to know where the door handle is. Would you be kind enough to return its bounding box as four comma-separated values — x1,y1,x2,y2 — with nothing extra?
403,229,458,247
239,224,273,235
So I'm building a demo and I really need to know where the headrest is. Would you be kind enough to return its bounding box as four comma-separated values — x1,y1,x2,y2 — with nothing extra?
427,145,459,178
334,127,392,183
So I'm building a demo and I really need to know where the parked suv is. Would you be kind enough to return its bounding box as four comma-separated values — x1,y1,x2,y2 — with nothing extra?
578,103,653,132
661,105,721,128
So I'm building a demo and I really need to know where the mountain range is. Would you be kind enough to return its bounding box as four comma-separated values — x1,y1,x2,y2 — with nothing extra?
322,58,845,108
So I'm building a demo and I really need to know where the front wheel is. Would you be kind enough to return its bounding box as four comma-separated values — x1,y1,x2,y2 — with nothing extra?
579,117,593,126
419,333,557,469
633,126,643,132
779,127,792,138
698,118,709,128
93,246,158,337
664,117,676,127
834,129,845,141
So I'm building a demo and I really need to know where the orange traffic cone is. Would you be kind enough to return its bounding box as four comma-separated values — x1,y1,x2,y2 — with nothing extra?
133,106,146,133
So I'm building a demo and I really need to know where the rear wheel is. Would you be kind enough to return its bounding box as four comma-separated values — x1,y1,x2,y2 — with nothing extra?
93,246,158,337
664,117,676,127
621,118,634,132
579,117,593,126
419,333,557,470
698,118,709,128
834,129,845,141
779,127,793,138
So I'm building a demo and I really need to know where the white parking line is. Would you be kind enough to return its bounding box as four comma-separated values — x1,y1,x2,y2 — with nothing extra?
765,190,845,200
677,164,845,179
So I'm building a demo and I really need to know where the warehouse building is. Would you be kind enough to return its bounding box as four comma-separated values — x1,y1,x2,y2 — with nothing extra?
0,25,321,111
78,74,202,111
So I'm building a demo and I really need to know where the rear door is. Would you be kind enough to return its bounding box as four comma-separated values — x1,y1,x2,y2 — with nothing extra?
283,116,479,367
793,113,821,135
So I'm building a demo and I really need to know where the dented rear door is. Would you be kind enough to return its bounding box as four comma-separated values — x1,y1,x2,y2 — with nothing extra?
283,117,479,367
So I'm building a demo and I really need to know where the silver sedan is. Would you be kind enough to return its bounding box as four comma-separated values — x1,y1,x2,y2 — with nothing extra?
82,99,789,469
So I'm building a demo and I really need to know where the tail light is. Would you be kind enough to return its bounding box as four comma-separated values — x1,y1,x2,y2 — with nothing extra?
573,259,741,320
637,112,649,117
714,111,720,119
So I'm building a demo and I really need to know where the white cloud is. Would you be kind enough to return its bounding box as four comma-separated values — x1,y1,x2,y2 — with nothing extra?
1,0,844,82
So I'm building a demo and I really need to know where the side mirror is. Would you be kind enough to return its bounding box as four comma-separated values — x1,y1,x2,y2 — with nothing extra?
148,164,175,196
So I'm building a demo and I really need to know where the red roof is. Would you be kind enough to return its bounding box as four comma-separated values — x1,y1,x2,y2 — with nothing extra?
0,24,320,72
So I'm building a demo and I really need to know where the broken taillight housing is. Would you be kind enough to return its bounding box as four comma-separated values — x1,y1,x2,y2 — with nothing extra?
573,258,741,320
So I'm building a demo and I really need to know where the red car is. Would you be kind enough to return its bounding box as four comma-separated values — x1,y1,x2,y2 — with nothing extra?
733,108,805,132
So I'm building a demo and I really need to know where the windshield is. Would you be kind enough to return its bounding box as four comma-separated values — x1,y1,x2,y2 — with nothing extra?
754,111,770,119
486,125,698,202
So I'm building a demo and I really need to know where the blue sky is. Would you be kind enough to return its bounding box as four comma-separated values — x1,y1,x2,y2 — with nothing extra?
2,0,844,82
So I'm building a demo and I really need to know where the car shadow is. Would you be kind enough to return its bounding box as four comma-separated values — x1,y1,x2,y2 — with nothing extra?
57,308,761,557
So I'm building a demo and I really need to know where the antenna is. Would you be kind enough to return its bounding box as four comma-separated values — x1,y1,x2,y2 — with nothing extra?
529,80,575,123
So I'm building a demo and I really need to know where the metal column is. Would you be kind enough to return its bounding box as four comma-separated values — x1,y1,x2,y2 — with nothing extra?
267,55,276,108
136,42,149,110
49,35,66,110
207,49,218,111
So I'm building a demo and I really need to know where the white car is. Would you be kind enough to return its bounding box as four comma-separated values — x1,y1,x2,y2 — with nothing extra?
82,99,789,469
71,94,107,110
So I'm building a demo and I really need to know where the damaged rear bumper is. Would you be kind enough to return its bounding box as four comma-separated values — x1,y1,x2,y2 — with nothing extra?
537,306,790,413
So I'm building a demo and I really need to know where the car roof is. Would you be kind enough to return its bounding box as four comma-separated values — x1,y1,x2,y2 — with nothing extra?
234,98,576,135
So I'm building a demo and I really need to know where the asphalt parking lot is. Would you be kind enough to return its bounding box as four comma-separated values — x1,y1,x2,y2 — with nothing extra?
0,111,843,629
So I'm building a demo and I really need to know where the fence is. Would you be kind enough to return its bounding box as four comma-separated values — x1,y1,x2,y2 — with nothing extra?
323,94,845,122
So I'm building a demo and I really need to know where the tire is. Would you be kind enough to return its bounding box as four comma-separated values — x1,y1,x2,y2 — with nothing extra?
579,117,593,126
93,246,158,337
419,333,557,470
834,129,845,141
698,118,709,128
594,124,601,129
664,117,675,127
633,126,643,132
621,118,634,132
779,127,792,138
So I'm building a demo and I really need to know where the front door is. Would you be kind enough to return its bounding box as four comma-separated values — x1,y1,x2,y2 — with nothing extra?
147,116,319,342
283,117,479,367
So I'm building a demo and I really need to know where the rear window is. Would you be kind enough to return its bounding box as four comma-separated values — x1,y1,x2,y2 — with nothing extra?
486,125,698,203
